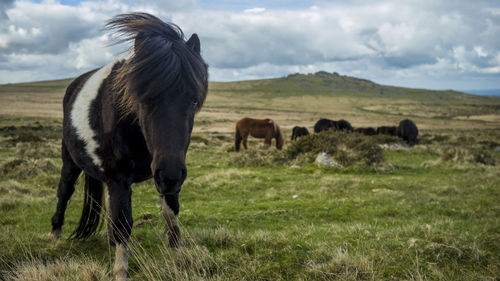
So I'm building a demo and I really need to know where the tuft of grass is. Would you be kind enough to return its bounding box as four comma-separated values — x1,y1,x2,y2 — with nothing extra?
4,257,110,281
128,226,223,281
14,140,60,158
305,248,374,281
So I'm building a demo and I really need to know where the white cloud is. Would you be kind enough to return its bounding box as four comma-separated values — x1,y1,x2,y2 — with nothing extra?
0,0,499,90
244,8,266,13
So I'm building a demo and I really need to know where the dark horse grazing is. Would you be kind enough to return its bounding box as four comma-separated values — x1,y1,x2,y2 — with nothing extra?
314,118,353,133
49,13,208,280
291,126,310,140
397,119,419,146
314,118,336,133
355,127,376,136
337,119,354,132
376,126,397,136
235,117,284,151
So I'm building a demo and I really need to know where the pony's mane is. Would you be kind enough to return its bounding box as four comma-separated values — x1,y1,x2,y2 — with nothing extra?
106,13,208,114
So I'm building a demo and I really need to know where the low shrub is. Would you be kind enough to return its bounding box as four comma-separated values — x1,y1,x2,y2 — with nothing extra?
441,146,496,165
286,131,385,166
419,133,451,145
0,158,58,179
230,148,289,167
369,134,403,145
9,130,44,143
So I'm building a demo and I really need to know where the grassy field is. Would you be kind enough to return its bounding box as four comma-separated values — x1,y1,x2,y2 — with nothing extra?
0,72,499,280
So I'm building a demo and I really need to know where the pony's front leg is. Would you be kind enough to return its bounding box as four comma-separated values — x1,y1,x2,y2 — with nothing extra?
264,134,272,147
107,178,133,281
161,194,182,247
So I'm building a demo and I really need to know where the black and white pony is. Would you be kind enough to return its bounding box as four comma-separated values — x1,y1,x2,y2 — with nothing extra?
50,13,208,280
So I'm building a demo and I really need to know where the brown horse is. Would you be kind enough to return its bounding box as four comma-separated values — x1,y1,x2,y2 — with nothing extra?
235,117,284,151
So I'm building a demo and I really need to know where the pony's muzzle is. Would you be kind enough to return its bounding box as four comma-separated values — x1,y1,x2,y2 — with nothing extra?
153,165,186,195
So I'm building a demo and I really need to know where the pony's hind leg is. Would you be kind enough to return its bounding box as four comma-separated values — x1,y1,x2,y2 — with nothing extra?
51,142,82,238
242,132,249,150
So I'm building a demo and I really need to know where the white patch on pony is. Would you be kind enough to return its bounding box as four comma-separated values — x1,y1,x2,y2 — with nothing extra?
71,51,133,170
113,243,128,281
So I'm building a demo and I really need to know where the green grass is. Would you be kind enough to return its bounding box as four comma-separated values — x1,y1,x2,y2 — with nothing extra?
0,115,499,280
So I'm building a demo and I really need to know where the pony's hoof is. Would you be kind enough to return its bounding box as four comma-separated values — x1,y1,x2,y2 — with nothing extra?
113,270,127,281
50,229,62,239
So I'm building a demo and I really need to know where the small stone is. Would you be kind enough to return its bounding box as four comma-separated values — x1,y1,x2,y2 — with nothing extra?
315,152,341,167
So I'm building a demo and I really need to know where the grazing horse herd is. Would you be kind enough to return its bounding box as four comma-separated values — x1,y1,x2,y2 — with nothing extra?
50,12,419,280
235,117,419,151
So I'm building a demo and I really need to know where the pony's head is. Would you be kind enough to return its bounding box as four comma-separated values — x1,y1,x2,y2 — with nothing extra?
108,13,208,196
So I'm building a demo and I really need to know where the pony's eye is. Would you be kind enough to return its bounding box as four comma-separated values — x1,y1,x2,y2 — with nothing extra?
192,100,199,107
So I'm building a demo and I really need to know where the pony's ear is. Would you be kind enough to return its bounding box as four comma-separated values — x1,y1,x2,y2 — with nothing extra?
186,33,201,54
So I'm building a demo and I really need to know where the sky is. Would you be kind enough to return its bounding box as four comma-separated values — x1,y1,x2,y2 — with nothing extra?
1,0,500,92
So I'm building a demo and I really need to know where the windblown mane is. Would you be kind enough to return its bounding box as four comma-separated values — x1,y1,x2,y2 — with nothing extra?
106,13,208,114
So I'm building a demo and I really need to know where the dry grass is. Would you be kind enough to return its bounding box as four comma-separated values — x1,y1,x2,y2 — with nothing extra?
0,158,58,179
2,77,499,134
4,257,110,281
440,146,496,165
305,248,374,281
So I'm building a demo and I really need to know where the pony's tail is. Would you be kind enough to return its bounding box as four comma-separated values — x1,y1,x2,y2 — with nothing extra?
70,174,103,240
235,126,242,152
275,124,284,150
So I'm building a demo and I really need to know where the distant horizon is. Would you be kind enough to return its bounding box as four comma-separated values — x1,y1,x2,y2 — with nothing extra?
2,70,499,97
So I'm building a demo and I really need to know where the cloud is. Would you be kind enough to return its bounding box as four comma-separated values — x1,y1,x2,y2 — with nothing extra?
166,0,500,89
173,7,375,69
0,0,499,90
